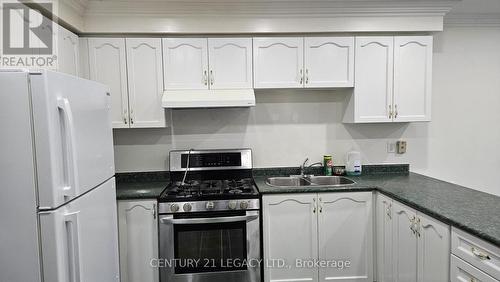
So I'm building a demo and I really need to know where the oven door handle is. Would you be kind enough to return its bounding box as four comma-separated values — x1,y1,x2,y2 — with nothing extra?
159,214,259,225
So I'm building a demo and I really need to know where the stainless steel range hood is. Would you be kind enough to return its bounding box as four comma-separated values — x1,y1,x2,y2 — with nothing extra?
161,89,255,108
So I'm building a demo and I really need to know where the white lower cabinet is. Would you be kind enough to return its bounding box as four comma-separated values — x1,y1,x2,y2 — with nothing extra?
451,255,499,282
263,192,373,282
376,193,450,282
118,200,159,282
318,193,373,282
262,193,318,282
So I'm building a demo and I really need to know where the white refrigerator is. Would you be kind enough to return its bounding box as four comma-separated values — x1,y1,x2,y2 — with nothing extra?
0,70,120,282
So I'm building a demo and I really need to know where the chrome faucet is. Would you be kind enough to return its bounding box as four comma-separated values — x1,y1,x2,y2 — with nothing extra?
300,158,323,177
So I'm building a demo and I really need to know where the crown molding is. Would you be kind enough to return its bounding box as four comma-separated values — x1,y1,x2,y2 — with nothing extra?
444,13,500,27
83,0,454,17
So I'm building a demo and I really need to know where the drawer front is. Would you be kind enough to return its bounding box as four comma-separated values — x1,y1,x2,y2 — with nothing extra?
452,227,500,279
451,255,498,282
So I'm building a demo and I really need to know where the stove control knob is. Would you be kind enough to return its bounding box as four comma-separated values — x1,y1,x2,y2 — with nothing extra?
240,201,249,210
228,201,237,210
206,201,215,210
170,204,180,212
183,203,192,212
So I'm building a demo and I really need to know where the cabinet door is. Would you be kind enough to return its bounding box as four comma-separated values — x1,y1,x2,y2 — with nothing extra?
208,38,253,89
126,38,166,128
163,38,208,90
392,201,418,282
262,194,318,282
78,38,90,79
57,26,79,76
393,36,432,122
318,192,373,282
353,37,394,122
304,37,354,88
416,212,450,282
376,194,394,282
88,38,129,128
118,200,159,282
253,37,304,88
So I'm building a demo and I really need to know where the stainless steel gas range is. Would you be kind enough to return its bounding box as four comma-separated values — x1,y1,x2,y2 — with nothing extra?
158,149,261,282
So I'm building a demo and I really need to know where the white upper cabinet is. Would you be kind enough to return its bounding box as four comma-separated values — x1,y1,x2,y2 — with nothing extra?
118,200,159,282
346,36,394,123
304,37,354,88
88,38,129,128
262,194,318,282
392,200,418,282
163,38,209,90
126,38,166,128
208,38,253,89
344,36,433,123
57,26,79,76
416,212,450,282
253,37,304,88
393,36,433,122
318,192,373,282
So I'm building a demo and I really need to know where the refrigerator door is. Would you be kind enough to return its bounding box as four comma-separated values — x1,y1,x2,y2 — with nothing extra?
0,71,42,282
39,177,120,282
30,70,115,209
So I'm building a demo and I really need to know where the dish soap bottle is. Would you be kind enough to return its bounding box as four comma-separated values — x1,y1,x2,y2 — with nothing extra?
346,151,362,176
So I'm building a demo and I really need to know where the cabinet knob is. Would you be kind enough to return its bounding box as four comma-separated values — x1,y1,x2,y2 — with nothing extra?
203,70,208,85
210,70,214,86
394,104,398,118
305,69,309,84
299,69,303,84
389,105,393,119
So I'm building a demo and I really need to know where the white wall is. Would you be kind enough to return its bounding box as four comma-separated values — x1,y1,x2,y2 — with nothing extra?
113,26,500,196
415,26,500,196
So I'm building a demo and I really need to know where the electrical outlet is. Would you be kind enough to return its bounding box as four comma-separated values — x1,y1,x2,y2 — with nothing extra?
387,142,396,153
396,140,407,154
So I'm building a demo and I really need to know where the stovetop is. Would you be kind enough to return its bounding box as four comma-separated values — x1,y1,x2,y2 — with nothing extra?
159,178,260,202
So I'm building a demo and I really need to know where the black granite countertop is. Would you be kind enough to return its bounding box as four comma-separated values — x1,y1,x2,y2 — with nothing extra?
114,166,500,247
115,171,169,200
256,172,500,247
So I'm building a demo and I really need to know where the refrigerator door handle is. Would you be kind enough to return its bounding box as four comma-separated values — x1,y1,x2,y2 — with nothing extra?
65,212,82,282
57,97,79,198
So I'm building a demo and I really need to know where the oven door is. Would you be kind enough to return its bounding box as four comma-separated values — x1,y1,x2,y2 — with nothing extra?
159,210,261,282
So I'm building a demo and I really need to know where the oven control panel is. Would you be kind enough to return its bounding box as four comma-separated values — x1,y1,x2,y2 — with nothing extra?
159,199,260,214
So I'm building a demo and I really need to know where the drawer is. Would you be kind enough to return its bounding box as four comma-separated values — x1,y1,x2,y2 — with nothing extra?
451,255,498,282
452,227,500,279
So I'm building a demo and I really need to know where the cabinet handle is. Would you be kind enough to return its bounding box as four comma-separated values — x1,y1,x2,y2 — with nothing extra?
410,216,416,234
394,104,398,119
313,198,316,213
386,204,392,219
203,70,208,85
305,69,309,84
130,109,134,125
415,217,421,237
299,69,303,84
210,70,214,86
471,247,491,260
389,105,393,119
319,197,323,213
153,204,157,220
123,110,128,124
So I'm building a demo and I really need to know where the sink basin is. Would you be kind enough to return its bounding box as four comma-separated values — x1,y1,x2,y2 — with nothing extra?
308,176,355,186
266,177,311,187
265,176,355,187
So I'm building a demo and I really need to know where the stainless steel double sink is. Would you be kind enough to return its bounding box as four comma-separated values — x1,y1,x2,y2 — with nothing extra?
265,175,356,187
